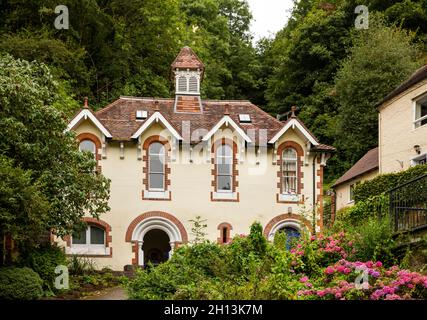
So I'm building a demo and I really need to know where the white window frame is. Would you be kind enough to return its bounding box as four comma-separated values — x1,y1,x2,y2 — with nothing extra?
79,139,96,156
70,225,108,255
148,142,166,191
413,94,427,129
282,148,298,195
216,144,233,193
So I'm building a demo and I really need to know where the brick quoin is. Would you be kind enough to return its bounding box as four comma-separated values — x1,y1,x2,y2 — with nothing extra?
276,141,304,204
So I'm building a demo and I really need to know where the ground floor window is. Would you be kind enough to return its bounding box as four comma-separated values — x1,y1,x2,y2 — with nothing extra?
70,225,110,255
278,226,301,250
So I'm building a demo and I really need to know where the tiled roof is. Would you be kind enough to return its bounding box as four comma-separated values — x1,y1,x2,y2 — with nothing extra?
378,65,427,107
175,95,202,113
171,46,204,70
91,96,334,149
333,147,379,187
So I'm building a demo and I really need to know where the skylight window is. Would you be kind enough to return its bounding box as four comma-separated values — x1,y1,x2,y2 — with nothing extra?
136,110,148,120
239,114,251,123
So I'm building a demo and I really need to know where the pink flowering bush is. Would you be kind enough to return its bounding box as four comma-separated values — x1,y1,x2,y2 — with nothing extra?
296,259,427,300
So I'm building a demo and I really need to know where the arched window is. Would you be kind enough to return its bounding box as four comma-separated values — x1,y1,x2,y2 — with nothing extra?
148,142,165,191
188,76,198,92
217,223,232,244
216,144,233,192
72,225,105,246
282,148,298,194
178,76,187,92
79,139,96,158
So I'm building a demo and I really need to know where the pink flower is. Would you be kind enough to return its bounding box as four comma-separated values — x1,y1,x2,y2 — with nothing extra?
371,271,380,278
343,268,351,274
317,290,326,297
336,265,345,273
325,266,335,275
366,261,373,268
375,261,383,268
299,276,309,283
335,292,342,299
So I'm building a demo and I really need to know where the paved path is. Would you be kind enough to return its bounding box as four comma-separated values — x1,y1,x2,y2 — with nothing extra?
81,286,128,300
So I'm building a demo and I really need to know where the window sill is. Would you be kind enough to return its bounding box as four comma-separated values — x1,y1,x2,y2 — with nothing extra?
66,246,111,256
142,190,171,200
278,193,301,203
211,191,239,202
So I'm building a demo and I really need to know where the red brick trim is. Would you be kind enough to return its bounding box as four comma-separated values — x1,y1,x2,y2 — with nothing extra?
63,217,112,258
263,214,312,238
142,135,171,201
210,138,239,202
276,141,304,204
126,211,188,266
217,222,233,244
316,157,324,232
76,133,102,172
125,211,188,243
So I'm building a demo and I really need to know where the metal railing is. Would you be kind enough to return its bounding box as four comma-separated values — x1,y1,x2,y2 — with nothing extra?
389,174,427,233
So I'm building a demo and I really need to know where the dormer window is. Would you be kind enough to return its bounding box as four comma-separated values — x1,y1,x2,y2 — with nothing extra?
414,95,427,128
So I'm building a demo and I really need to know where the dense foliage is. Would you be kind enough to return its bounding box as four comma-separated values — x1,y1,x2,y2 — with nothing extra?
0,54,110,254
354,164,427,202
19,245,67,291
0,267,44,300
126,222,426,300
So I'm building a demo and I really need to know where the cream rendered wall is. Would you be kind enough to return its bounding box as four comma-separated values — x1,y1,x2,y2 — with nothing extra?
334,170,379,212
61,120,324,270
379,80,427,173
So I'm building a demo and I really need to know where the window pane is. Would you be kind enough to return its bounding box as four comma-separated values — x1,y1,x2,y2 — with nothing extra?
283,177,297,193
283,148,297,160
149,142,164,155
149,173,164,189
217,145,232,157
90,226,105,245
150,155,164,173
218,175,232,191
72,229,87,244
217,163,231,175
79,140,96,154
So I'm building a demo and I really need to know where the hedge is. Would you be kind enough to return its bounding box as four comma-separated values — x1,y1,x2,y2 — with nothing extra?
0,267,43,300
354,164,427,202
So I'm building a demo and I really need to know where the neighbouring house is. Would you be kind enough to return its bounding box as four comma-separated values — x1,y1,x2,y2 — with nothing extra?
332,64,427,216
379,65,427,173
59,47,334,271
332,147,379,212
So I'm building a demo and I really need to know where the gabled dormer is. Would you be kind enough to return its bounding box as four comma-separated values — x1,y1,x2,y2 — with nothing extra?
171,46,204,114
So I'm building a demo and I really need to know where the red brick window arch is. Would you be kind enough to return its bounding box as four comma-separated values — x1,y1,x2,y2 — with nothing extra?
77,133,102,172
217,222,233,244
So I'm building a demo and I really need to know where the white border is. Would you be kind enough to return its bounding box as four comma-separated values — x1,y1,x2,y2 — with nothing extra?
202,115,252,143
268,118,318,145
131,111,183,140
66,109,112,138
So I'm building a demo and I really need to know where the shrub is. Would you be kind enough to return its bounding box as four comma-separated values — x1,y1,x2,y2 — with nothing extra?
21,244,67,291
68,255,96,275
0,267,43,300
354,164,427,202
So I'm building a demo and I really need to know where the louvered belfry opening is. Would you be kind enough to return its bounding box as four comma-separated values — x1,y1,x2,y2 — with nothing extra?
171,46,204,114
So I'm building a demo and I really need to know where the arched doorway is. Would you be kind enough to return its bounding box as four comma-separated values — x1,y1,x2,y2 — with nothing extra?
126,212,188,267
142,229,171,266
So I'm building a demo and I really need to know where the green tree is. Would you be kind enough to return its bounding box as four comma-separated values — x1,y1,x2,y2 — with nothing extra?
0,54,110,251
335,16,420,165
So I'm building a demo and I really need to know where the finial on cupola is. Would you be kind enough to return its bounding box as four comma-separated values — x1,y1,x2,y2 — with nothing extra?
83,97,89,109
291,106,297,118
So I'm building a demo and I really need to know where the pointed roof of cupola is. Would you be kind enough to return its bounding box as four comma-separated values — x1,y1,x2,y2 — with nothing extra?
171,46,205,70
